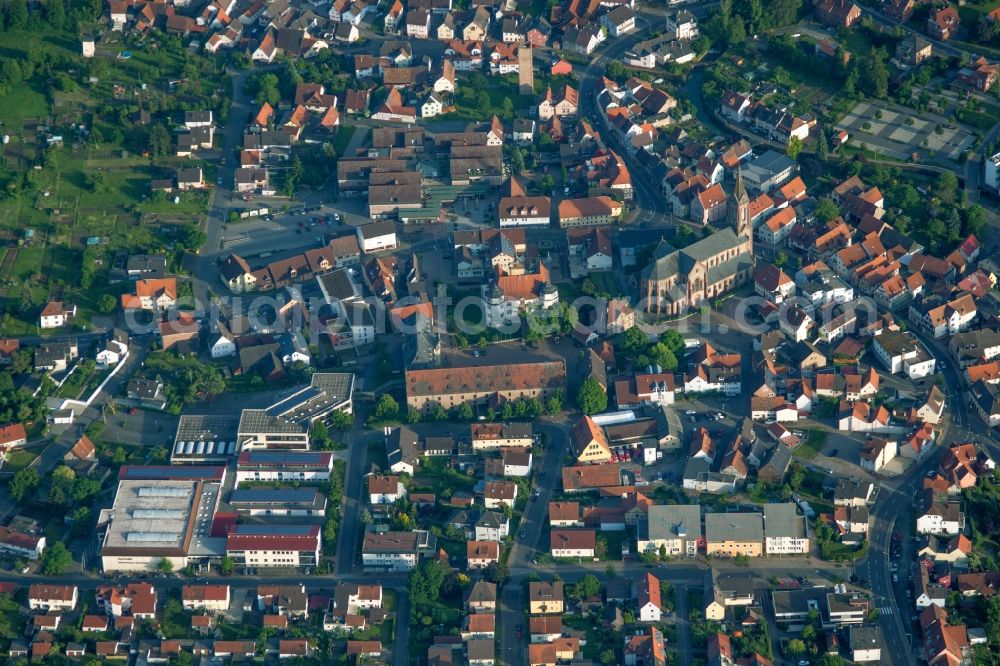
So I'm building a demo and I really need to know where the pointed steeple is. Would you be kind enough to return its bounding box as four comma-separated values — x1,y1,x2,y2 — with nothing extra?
728,167,752,251
732,167,749,205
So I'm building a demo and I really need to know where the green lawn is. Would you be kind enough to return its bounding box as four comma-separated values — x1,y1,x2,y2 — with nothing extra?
792,429,827,460
588,271,622,297
332,125,356,156
0,24,225,334
0,79,49,127
410,458,477,496
3,450,37,472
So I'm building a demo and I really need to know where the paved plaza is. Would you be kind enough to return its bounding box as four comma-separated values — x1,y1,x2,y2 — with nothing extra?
835,100,977,162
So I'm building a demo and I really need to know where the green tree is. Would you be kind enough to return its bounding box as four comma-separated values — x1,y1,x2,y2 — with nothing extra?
285,156,304,198
570,574,601,599
621,326,648,355
647,342,678,371
156,557,174,574
69,507,92,536
483,560,508,584
51,465,75,491
311,421,331,448
814,197,840,223
544,389,565,415
147,124,171,158
727,16,747,45
816,129,830,161
509,146,525,175
41,542,73,575
98,293,118,313
786,136,804,160
5,0,28,31
10,350,31,374
476,90,491,113
456,402,474,421
857,48,889,98
785,638,807,657
815,655,844,666
576,377,608,414
964,204,986,238
408,559,449,620
8,467,39,503
595,535,608,559
327,410,353,430
658,330,685,355
935,171,959,205
600,650,616,665
373,394,400,420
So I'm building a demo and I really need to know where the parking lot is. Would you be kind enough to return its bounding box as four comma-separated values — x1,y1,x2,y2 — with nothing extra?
221,204,355,258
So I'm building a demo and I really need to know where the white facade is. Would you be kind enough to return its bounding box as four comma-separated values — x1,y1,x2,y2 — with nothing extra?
503,454,532,477
853,647,881,663
551,545,594,558
369,481,406,505
356,224,398,253
229,546,319,568
499,211,551,227
40,313,68,329
638,601,660,623
916,511,964,536
182,587,230,612
28,587,78,612
210,335,237,358
96,340,127,368
361,551,417,571
764,534,810,555
683,375,741,396
0,534,45,560
872,333,937,379
235,468,330,482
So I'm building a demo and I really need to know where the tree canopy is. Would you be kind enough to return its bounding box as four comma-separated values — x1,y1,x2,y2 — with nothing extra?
576,377,608,415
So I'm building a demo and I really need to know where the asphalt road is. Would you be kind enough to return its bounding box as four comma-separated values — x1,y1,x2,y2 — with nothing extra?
192,66,259,306
860,324,974,666
334,360,379,576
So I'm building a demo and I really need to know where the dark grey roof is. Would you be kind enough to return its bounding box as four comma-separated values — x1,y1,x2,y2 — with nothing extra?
847,625,880,651
705,512,763,542
762,503,805,539
175,415,239,443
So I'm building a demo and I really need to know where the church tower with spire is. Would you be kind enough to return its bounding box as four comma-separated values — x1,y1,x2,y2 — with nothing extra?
728,168,752,255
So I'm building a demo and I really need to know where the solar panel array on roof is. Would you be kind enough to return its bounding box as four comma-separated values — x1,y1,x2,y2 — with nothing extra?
241,451,328,464
266,386,323,417
231,524,316,535
229,488,318,503
119,466,225,480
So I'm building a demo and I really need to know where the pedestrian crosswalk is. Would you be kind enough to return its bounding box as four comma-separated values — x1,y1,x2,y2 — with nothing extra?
876,606,893,616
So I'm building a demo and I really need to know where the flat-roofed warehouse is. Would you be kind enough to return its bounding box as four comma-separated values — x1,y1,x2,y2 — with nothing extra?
99,478,225,572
